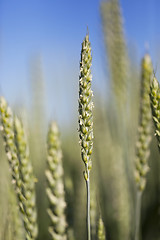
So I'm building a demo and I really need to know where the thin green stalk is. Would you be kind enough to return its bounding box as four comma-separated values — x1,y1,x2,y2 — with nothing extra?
90,188,97,240
135,191,142,240
86,169,91,240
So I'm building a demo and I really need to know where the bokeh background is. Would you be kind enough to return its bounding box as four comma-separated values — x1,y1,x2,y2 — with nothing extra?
0,0,160,240
0,0,160,127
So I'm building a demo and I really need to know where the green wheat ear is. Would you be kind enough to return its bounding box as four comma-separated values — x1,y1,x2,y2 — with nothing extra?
0,97,22,194
101,0,128,110
135,54,153,191
0,97,38,240
97,216,106,240
78,32,93,240
0,97,24,226
46,121,67,240
150,76,160,148
14,116,38,239
134,54,152,240
79,33,93,170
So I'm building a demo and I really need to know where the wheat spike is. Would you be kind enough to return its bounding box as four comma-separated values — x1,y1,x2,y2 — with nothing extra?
46,121,67,240
150,76,160,150
134,54,152,240
0,97,38,240
97,216,106,240
78,32,93,240
101,0,128,110
135,54,153,191
14,116,38,239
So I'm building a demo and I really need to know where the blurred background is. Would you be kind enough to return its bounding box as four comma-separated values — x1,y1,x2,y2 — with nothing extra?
0,0,160,240
0,0,160,128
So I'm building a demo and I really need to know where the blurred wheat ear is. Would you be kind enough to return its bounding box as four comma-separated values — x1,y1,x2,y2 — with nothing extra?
0,96,38,240
150,76,160,150
14,116,38,239
101,0,128,111
97,216,106,240
134,54,152,240
29,56,48,240
46,121,67,240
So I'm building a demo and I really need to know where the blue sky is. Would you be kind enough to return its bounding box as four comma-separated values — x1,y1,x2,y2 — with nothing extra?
0,0,159,127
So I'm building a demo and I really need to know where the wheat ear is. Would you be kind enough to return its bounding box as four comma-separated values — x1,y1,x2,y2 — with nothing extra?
150,76,160,149
14,116,38,239
0,97,22,198
134,54,152,240
97,216,106,240
46,121,67,240
78,32,93,240
101,0,128,110
0,97,38,240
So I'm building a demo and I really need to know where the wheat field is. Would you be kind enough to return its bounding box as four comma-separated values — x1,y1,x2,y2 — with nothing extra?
0,1,159,240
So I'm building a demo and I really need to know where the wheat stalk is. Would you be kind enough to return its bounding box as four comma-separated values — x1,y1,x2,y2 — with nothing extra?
90,189,97,240
46,121,67,240
134,54,152,240
78,32,93,240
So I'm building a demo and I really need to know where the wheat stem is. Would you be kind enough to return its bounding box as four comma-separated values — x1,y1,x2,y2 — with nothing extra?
135,191,142,240
86,170,91,240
